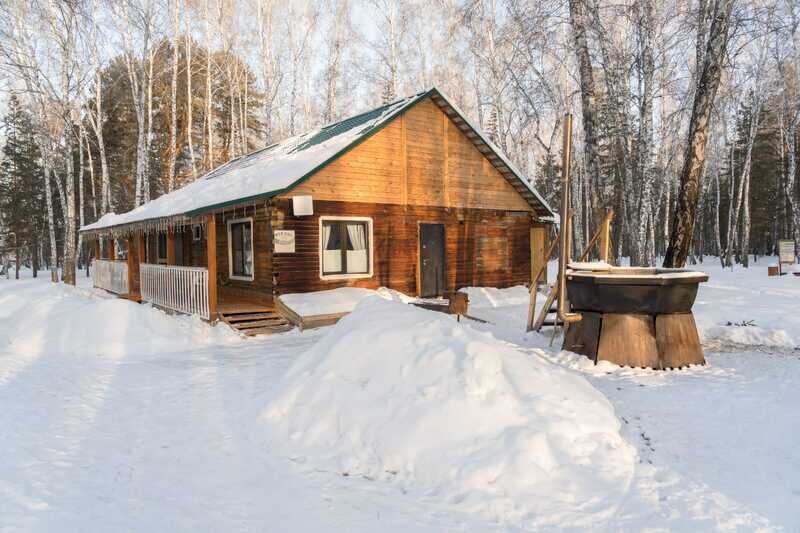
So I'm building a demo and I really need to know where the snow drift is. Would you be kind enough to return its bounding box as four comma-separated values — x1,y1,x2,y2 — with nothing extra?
260,297,636,527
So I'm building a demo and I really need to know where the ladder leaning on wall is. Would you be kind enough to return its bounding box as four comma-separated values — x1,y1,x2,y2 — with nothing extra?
526,210,615,333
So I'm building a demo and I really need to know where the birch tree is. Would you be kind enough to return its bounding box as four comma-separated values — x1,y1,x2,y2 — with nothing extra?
664,0,737,268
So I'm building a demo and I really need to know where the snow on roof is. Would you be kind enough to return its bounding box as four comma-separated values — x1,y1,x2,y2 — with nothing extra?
81,87,554,234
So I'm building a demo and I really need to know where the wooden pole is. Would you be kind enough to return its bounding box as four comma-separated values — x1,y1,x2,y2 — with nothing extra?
166,231,176,265
94,239,101,261
206,213,218,320
127,235,137,297
557,114,581,324
599,211,614,263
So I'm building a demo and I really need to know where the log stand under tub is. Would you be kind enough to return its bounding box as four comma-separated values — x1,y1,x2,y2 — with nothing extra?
562,266,709,369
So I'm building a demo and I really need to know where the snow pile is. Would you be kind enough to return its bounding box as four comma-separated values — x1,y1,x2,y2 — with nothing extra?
279,286,413,316
692,260,800,349
460,284,530,308
260,297,636,527
1,282,240,359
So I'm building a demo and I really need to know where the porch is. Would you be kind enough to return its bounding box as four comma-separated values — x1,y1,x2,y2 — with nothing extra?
89,213,289,334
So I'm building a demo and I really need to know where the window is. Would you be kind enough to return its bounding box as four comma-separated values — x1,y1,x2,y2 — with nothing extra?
115,239,128,260
320,218,371,277
227,218,253,280
192,224,203,242
157,233,168,264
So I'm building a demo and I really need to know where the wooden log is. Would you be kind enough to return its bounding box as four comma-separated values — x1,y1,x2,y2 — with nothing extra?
206,214,218,320
598,211,613,262
563,311,601,359
656,312,705,368
597,313,660,369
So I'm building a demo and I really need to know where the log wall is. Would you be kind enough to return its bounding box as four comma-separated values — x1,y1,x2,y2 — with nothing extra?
282,97,534,213
214,206,273,305
271,199,538,296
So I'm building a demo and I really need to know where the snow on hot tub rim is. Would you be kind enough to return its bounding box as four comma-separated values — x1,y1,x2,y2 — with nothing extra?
567,266,709,285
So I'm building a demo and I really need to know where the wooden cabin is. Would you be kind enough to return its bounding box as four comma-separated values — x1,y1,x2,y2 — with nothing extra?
80,88,554,332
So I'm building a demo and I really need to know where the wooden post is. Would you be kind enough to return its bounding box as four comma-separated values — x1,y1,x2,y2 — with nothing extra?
94,239,101,261
206,213,218,320
126,235,138,298
599,211,614,263
531,226,548,286
166,231,176,265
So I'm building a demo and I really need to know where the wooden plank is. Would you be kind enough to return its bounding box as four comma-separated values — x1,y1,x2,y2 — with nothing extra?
274,296,303,328
299,312,349,330
531,226,548,286
224,312,280,322
235,319,290,329
656,312,705,368
563,311,602,358
531,284,558,332
243,324,294,336
206,213,218,320
597,314,660,369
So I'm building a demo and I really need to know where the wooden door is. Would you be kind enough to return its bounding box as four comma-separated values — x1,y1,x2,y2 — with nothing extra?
419,223,445,297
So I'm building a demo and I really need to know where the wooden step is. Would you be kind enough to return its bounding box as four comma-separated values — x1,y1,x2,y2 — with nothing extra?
235,319,291,330
243,324,295,336
224,312,282,322
221,308,274,316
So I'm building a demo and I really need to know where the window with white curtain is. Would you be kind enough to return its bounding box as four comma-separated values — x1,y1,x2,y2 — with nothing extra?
227,218,254,280
321,219,370,276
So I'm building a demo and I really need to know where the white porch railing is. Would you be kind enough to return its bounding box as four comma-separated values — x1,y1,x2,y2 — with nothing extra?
140,263,209,319
92,259,129,295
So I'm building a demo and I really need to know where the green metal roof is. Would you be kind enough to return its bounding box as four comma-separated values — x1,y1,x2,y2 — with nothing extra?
291,96,423,153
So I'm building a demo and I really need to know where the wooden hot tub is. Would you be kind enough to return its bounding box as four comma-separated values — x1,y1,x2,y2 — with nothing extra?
562,264,708,369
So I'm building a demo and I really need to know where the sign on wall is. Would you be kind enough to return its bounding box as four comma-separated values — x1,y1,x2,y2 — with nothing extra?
778,239,796,264
274,230,296,254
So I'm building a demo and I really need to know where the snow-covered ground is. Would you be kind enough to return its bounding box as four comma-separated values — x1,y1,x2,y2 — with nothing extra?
1,259,798,531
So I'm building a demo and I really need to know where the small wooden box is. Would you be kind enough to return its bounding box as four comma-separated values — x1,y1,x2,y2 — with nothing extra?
768,265,779,277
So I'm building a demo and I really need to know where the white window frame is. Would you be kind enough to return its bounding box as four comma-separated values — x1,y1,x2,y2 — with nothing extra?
192,224,203,242
318,216,374,280
227,217,255,281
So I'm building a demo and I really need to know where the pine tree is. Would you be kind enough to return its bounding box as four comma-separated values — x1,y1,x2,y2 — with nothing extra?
0,94,44,279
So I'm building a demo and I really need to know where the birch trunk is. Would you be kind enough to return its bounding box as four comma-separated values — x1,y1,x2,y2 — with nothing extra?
85,128,97,220
167,0,180,191
204,0,214,168
88,5,112,215
43,162,58,282
184,8,197,178
635,0,656,266
61,119,77,285
568,0,602,252
663,0,736,267
77,116,86,272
